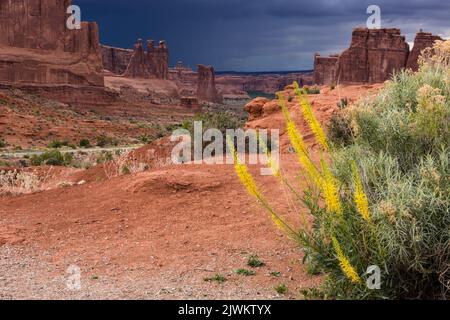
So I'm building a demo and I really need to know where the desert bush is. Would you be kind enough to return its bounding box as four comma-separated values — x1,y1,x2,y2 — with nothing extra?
103,150,148,179
0,169,41,195
138,134,151,144
30,150,73,166
0,139,6,148
304,86,321,95
96,135,118,148
337,97,348,109
79,139,91,148
327,112,354,147
232,40,450,300
47,140,69,149
182,111,244,135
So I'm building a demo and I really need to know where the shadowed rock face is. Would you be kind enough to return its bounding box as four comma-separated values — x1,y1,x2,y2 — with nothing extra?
0,0,104,87
101,45,133,75
106,39,169,80
124,39,152,79
407,32,443,72
314,54,339,85
337,28,410,84
196,65,222,103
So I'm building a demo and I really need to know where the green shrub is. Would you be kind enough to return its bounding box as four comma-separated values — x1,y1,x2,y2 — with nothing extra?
327,112,354,147
30,150,73,167
204,274,227,283
138,134,151,144
96,135,118,148
182,111,244,135
0,139,6,148
96,151,113,164
233,41,450,300
337,97,348,109
235,269,256,276
79,139,91,148
274,283,288,294
304,86,321,95
47,140,70,149
247,255,265,268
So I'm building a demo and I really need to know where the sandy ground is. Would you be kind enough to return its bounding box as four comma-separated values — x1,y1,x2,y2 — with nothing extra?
0,84,380,299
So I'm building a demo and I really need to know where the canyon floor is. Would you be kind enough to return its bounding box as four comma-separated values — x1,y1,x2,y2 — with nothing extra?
0,84,381,299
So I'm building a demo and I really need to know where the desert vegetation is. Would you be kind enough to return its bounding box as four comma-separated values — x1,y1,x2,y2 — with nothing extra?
0,169,45,195
233,40,450,299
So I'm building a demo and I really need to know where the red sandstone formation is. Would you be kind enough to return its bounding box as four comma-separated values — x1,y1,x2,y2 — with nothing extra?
407,31,443,72
101,45,133,75
0,0,104,87
337,28,409,84
147,40,169,79
196,65,223,103
313,54,339,85
106,39,169,80
314,28,445,85
180,97,201,111
124,39,153,79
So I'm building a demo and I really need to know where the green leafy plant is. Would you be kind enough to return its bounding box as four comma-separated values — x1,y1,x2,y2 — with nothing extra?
231,40,450,300
247,255,265,268
30,150,73,166
79,139,91,148
274,283,288,294
204,274,227,284
47,140,70,149
235,269,256,276
96,135,118,148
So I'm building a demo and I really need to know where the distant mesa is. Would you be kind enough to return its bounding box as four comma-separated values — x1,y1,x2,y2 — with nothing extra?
313,28,445,85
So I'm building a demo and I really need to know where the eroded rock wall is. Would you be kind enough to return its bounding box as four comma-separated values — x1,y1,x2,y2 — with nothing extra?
196,64,222,103
337,28,410,84
101,45,133,75
407,32,443,71
103,39,169,80
313,53,338,85
0,0,104,87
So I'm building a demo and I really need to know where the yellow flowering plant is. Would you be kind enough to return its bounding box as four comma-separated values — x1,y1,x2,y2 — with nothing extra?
231,40,450,300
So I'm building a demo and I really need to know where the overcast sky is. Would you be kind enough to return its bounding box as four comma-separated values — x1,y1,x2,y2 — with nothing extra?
74,0,450,72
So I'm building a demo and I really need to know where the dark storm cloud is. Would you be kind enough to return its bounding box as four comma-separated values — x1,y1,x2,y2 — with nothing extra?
74,0,450,71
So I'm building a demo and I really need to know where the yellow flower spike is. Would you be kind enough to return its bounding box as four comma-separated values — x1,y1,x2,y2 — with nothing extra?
293,81,329,151
332,237,361,284
257,132,281,178
226,136,296,236
227,136,260,199
277,92,322,187
352,163,371,223
321,160,342,215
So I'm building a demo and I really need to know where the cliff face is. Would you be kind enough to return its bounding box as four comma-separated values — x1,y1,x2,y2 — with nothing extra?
314,28,445,85
407,32,443,71
196,65,222,103
313,54,339,85
102,39,169,80
0,0,104,87
337,28,410,84
101,45,133,75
